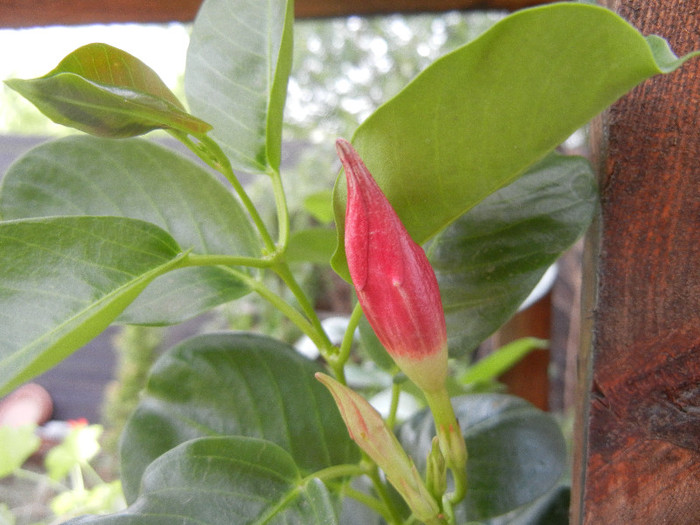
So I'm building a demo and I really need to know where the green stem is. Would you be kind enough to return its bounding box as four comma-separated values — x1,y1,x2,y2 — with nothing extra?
367,463,405,525
386,381,402,429
343,484,396,523
247,275,328,352
185,253,276,269
269,168,290,250
303,463,366,484
423,388,468,505
176,132,277,253
273,262,334,356
330,303,364,380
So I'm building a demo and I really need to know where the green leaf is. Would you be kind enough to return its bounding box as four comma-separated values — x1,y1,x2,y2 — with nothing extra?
430,153,597,354
64,437,339,525
5,43,211,138
0,424,41,478
397,394,567,521
286,228,337,264
120,332,358,503
303,190,335,225
332,3,696,277
0,216,184,395
0,136,259,325
492,485,570,525
185,0,294,174
459,338,549,385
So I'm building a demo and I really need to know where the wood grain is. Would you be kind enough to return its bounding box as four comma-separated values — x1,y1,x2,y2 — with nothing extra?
573,0,700,522
0,0,550,28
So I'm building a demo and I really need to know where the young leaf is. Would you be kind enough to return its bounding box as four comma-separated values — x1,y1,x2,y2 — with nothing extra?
458,338,549,385
0,136,260,325
0,216,184,395
5,43,211,138
332,3,698,277
431,153,597,354
185,0,294,174
119,332,359,503
398,394,567,522
64,437,339,524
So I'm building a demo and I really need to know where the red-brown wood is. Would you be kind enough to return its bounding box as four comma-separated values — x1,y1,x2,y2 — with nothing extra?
494,294,552,411
0,0,550,28
572,0,700,523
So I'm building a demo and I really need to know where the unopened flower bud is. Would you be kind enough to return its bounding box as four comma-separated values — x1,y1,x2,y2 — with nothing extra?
337,138,448,394
426,436,447,502
315,373,444,524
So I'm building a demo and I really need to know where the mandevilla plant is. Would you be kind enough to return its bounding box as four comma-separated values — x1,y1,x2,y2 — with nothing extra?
0,1,696,523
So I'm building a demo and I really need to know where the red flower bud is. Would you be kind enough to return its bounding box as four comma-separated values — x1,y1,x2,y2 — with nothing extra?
337,138,448,393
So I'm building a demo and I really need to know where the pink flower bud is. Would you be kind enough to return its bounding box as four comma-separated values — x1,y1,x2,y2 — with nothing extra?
337,138,448,393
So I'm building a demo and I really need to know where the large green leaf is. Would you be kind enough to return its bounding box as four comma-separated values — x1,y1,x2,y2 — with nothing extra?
431,153,597,354
65,436,339,525
120,332,358,503
332,2,698,277
5,43,210,138
0,216,183,395
185,0,294,175
0,136,259,325
397,394,567,522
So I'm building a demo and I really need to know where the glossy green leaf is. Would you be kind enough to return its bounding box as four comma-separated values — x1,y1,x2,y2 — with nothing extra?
185,0,294,175
5,43,211,138
0,136,259,325
65,436,339,525
120,332,358,503
0,216,184,395
332,2,698,277
0,424,41,478
397,394,567,521
430,153,597,354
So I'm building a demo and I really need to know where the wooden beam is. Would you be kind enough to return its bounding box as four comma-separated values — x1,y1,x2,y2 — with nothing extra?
572,0,700,523
0,0,549,28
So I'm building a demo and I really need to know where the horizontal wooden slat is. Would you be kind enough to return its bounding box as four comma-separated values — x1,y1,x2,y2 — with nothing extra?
0,0,549,28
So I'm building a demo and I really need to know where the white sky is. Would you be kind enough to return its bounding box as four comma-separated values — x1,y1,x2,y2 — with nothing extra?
0,23,189,85
0,23,190,134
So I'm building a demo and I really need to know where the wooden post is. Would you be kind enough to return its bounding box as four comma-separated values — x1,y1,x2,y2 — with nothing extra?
572,1,700,523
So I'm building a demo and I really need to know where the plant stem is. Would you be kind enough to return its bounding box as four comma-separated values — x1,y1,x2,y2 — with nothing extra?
386,381,402,429
304,463,366,484
330,302,364,380
423,388,468,505
272,262,334,355
366,463,405,525
343,484,397,524
269,168,290,250
185,253,277,269
176,132,277,254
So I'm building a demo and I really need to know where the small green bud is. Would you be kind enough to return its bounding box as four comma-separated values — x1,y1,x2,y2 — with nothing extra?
426,436,447,502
